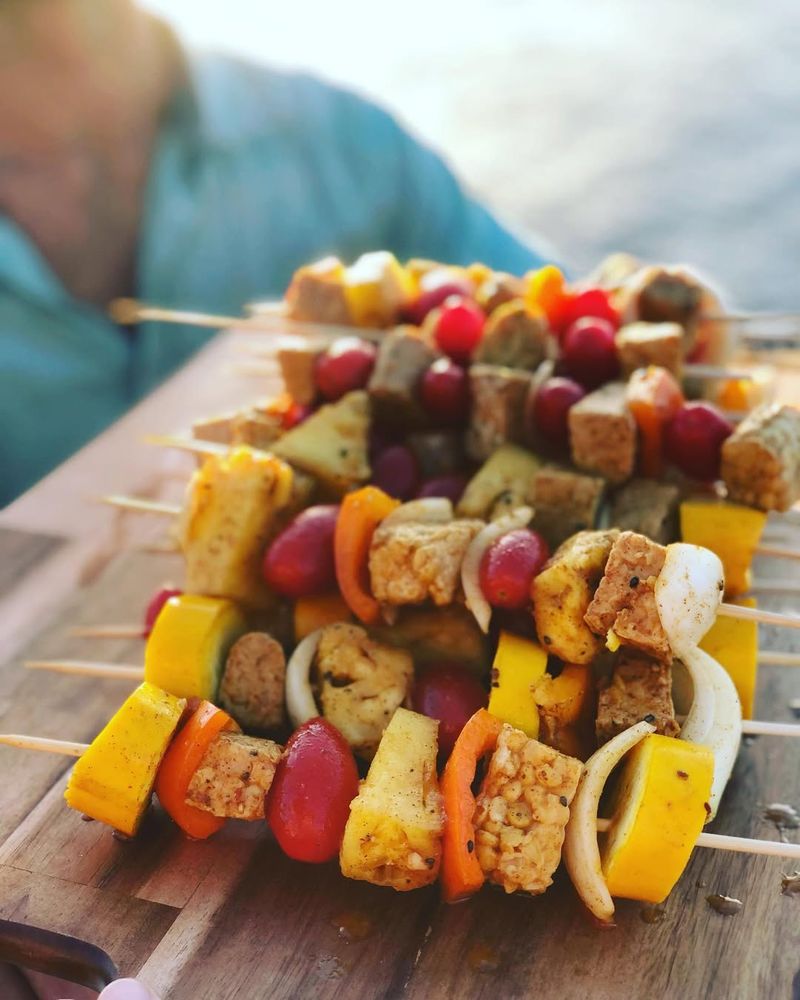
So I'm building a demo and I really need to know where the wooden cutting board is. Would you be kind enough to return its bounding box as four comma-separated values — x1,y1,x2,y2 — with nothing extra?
1,529,799,1000
1,333,799,999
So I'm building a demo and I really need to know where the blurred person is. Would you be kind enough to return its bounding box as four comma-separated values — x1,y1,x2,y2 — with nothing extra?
0,0,552,505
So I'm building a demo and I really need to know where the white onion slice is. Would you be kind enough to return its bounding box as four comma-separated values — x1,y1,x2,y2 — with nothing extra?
563,720,655,922
655,543,724,658
285,627,324,728
681,646,742,820
381,498,453,528
461,506,533,633
676,653,715,746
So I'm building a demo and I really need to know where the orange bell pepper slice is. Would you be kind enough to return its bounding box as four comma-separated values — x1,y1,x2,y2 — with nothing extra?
440,708,503,903
155,700,240,839
525,265,574,331
334,486,399,624
626,366,684,478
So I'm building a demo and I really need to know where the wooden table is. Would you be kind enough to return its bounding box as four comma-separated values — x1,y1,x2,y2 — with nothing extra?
1,334,799,1000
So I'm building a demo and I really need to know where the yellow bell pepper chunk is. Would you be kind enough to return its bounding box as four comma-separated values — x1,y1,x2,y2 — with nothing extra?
343,251,415,327
488,632,548,738
699,597,758,718
145,594,246,700
601,734,714,904
294,592,352,642
65,682,186,836
178,446,294,609
680,499,766,597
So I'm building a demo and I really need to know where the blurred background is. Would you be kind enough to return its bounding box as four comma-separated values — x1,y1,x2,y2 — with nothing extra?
143,0,800,309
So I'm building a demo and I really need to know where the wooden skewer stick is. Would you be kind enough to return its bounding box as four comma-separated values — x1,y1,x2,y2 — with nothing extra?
759,650,800,667
595,818,800,859
67,625,144,640
143,434,228,457
720,602,800,630
754,544,800,562
0,734,87,757
25,659,143,681
109,298,383,343
97,495,181,517
742,720,800,737
750,578,800,595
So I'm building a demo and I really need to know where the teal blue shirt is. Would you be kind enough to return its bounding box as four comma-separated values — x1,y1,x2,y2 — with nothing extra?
0,54,548,505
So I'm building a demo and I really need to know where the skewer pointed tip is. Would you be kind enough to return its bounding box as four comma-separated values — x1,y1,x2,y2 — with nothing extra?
108,297,142,325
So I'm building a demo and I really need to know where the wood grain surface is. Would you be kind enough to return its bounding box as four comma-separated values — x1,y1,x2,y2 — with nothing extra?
0,340,798,1000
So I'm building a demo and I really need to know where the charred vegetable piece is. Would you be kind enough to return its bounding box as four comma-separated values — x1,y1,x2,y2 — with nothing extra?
65,683,186,836
273,390,370,494
340,708,444,891
457,443,540,520
317,623,413,758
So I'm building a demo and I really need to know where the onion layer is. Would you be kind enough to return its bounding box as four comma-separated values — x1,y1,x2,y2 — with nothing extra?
655,543,724,657
461,507,533,633
285,627,324,728
381,498,453,528
676,653,715,746
681,646,742,820
563,721,655,922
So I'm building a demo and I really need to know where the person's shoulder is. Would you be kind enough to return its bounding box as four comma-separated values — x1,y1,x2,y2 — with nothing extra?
187,52,402,147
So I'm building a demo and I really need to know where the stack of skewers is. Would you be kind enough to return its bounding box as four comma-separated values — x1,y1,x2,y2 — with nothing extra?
7,249,800,924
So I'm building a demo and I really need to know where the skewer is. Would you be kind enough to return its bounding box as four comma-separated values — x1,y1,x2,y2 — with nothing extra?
753,544,800,562
4,727,798,860
26,659,143,680
22,661,800,739
67,625,143,640
719,602,800,630
595,818,800,860
142,434,228,457
97,495,181,517
0,734,86,757
759,651,800,667
750,578,800,595
109,298,384,344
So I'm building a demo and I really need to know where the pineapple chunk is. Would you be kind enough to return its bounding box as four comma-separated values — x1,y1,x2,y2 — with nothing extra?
343,251,415,327
457,443,541,519
179,446,294,609
340,708,444,891
531,529,619,664
65,683,186,835
145,594,246,701
273,390,370,494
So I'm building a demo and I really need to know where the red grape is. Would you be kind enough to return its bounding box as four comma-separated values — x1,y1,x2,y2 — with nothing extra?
420,357,470,425
663,402,734,481
371,444,419,500
402,277,474,325
479,529,550,610
265,718,359,863
416,473,469,505
556,287,619,335
530,376,586,448
263,505,339,598
314,337,377,401
143,586,183,637
562,317,620,389
433,297,485,364
411,663,488,758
